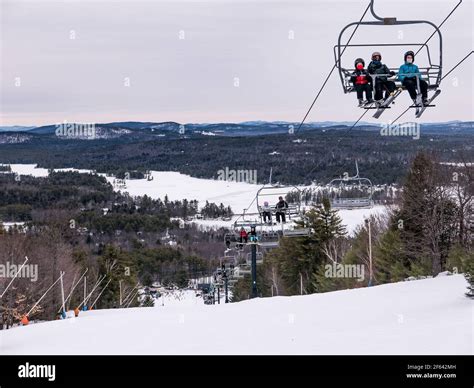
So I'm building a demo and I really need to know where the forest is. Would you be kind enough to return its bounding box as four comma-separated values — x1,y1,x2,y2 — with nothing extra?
0,171,229,328
0,123,473,185
231,153,473,300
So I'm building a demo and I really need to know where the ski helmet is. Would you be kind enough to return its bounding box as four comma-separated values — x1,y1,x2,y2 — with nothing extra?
371,52,382,60
404,50,415,62
354,58,365,68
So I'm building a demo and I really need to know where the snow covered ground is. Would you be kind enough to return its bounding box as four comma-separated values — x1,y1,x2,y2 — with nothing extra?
0,275,471,355
1,164,387,234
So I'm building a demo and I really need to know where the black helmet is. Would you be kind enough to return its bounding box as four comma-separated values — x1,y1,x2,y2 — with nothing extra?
354,58,365,68
371,52,382,60
404,50,415,62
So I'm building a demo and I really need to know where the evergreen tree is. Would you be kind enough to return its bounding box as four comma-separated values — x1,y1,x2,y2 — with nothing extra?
465,260,474,298
264,198,347,295
303,197,346,243
98,245,138,308
372,227,426,283
398,152,458,276
447,244,474,298
141,295,155,307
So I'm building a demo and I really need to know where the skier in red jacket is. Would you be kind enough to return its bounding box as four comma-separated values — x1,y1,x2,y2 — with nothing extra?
239,227,248,244
350,58,374,107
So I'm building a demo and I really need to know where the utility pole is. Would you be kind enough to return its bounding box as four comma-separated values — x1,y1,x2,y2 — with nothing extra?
366,218,373,286
300,273,303,295
251,242,258,298
224,272,229,303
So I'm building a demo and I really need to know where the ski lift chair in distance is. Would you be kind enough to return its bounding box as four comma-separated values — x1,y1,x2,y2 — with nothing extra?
256,184,303,223
246,251,264,265
257,230,281,249
283,227,312,237
329,162,374,209
334,0,442,118
257,184,313,239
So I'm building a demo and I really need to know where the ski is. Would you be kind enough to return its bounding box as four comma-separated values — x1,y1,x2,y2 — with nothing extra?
372,88,402,119
362,101,376,109
415,89,441,118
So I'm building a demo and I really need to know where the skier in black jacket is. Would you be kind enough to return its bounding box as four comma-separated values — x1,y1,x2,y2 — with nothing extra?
367,52,396,104
275,196,289,223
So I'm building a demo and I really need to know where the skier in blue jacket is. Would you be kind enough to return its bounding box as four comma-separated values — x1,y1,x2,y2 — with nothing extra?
398,51,428,105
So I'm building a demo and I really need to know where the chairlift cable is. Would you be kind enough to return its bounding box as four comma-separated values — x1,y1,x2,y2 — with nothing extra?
233,170,276,225
340,109,370,136
440,51,473,81
340,1,466,129
414,0,463,56
294,1,372,134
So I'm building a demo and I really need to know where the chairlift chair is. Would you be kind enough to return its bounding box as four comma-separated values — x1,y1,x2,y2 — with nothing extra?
236,264,251,275
246,252,264,266
256,184,304,222
282,228,312,237
329,162,374,209
335,0,442,117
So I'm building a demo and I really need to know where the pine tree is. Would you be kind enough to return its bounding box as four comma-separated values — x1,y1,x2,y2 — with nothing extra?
98,245,137,308
141,295,155,307
463,253,474,298
373,228,425,283
264,198,347,295
465,270,474,298
399,152,458,276
307,197,346,242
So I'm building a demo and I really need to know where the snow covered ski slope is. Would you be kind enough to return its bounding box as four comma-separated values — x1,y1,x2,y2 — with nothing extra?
0,275,471,355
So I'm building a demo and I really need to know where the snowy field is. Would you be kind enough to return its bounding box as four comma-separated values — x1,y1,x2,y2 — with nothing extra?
2,164,387,234
0,275,471,355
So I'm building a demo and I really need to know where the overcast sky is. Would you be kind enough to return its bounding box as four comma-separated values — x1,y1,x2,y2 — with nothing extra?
1,0,472,126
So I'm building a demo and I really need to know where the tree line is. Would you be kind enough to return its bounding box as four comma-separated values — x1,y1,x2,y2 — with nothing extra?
0,171,226,328
232,152,473,300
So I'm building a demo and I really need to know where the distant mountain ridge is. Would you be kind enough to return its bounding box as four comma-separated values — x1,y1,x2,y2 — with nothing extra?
1,121,472,138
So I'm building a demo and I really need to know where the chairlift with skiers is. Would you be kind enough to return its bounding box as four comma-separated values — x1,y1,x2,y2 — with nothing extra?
335,0,442,118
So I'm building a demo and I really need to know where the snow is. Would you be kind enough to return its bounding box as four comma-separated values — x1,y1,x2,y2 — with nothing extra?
2,164,387,234
199,131,217,136
0,222,26,231
1,164,50,177
0,275,471,355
